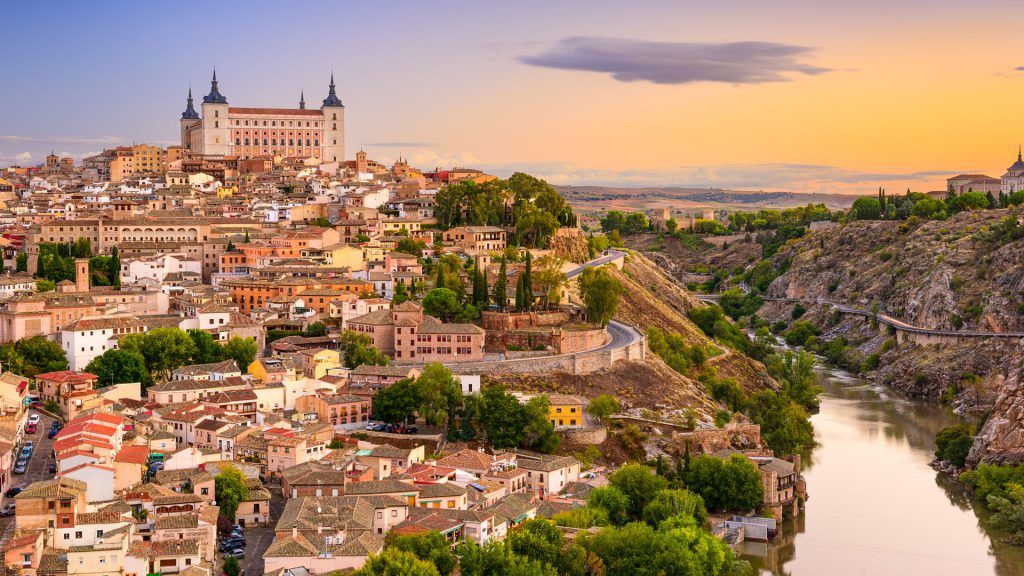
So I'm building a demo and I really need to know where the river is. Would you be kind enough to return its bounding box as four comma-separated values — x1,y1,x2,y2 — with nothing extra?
742,363,1024,575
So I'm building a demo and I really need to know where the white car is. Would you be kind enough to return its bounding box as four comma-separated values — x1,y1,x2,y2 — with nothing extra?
27,414,40,425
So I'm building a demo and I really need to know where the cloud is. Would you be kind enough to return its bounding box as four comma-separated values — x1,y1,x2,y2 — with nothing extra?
366,141,437,148
519,37,832,85
472,161,955,194
15,152,32,162
0,135,123,145
1015,66,1024,72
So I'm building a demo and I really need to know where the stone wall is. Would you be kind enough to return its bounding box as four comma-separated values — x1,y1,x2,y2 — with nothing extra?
481,310,571,330
449,327,646,377
484,325,607,354
560,426,607,445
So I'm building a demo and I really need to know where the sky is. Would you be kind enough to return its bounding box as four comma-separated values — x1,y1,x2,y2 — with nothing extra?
4,0,1024,194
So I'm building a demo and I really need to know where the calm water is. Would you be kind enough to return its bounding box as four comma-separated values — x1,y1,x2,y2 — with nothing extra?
743,364,1024,576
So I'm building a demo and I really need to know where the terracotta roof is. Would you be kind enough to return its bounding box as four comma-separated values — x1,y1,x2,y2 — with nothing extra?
114,444,150,465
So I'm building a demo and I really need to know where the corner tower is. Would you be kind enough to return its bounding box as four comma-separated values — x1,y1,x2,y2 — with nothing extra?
320,73,345,164
200,69,230,156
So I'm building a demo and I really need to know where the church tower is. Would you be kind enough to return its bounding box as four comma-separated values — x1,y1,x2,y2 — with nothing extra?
180,87,200,149
200,70,230,156
75,259,89,293
320,73,345,164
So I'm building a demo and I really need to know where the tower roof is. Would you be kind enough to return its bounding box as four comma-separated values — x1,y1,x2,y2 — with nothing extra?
202,69,228,104
299,90,306,110
322,73,343,108
181,87,199,120
1009,145,1024,172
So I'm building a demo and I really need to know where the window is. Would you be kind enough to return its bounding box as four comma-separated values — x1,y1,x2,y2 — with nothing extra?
75,531,82,538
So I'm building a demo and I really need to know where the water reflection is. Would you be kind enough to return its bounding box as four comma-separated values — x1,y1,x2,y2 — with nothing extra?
743,364,1024,576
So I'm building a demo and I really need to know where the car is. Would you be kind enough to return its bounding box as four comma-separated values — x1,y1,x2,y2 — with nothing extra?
223,549,244,559
27,414,40,425
5,486,23,498
47,428,58,439
23,441,33,452
220,536,245,546
24,423,36,434
50,421,61,431
13,460,27,475
0,503,14,517
48,461,56,474
149,461,164,472
19,447,31,460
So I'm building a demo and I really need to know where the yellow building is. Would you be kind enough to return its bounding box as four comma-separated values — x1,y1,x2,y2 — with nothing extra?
298,348,342,380
322,244,366,271
547,394,585,429
381,218,423,235
216,185,237,198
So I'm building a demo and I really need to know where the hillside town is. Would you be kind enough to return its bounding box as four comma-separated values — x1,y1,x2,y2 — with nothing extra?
0,73,804,576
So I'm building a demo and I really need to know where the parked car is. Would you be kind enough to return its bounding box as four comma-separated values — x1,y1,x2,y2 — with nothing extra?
27,414,40,425
149,461,164,472
47,428,58,439
223,549,244,559
50,420,62,430
24,423,36,434
48,461,56,474
0,503,14,517
23,441,33,452
220,536,245,546
403,426,418,434
5,486,23,498
19,447,32,460
13,459,27,474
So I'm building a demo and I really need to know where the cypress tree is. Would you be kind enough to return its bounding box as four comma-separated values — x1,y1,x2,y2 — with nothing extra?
244,230,250,243
492,259,508,309
435,262,447,291
35,255,45,279
110,247,121,289
515,273,526,311
473,264,488,307
524,252,533,293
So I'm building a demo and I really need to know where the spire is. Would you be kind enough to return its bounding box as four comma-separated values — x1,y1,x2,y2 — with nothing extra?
181,86,199,120
299,90,306,110
322,72,343,107
1018,144,1021,162
203,68,228,104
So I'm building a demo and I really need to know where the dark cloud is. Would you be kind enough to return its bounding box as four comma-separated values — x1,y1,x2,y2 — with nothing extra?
519,37,832,85
1015,66,1024,72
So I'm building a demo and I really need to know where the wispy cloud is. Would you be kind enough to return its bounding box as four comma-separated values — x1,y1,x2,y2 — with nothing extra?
366,141,437,148
519,37,832,85
0,135,124,145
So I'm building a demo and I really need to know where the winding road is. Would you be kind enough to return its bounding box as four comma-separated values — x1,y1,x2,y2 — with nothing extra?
697,292,1024,340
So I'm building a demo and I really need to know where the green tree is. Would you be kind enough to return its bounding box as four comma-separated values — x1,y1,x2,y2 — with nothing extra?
581,519,735,576
531,254,566,309
372,378,421,424
515,272,529,311
422,288,462,322
507,519,586,576
471,262,489,308
586,394,621,422
643,489,708,527
745,390,815,455
393,281,410,305
35,280,56,293
586,485,631,526
356,548,441,576
935,425,973,468
384,532,456,576
14,253,27,273
478,385,528,448
85,349,150,388
492,258,508,308
522,395,559,453
188,329,224,364
15,336,68,377
214,465,249,522
340,330,391,369
396,237,427,257
609,464,669,522
683,455,763,512
222,337,257,373
851,197,882,220
304,322,327,337
222,556,241,576
578,266,623,326
413,363,463,433
119,328,198,381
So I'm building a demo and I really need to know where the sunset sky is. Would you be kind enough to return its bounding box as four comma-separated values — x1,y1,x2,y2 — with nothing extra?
4,0,1024,193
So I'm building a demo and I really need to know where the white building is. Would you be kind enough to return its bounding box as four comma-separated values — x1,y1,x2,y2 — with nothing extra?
1002,148,1024,194
121,253,202,284
58,316,149,371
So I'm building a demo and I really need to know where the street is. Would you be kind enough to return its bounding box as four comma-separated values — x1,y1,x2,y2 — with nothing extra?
0,410,59,543
239,481,285,575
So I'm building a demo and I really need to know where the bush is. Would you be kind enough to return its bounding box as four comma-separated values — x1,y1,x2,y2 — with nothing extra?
935,425,973,468
791,304,805,319
784,320,819,347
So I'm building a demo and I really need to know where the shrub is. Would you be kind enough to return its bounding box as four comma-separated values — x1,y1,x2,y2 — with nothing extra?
784,321,820,347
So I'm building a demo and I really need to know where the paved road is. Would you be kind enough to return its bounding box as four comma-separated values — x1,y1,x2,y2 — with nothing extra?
696,292,1024,340
565,250,627,280
0,410,59,543
239,481,285,575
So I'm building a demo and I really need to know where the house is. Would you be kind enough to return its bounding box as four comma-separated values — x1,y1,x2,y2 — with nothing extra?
357,444,426,479
442,226,506,252
235,478,272,526
146,376,248,404
546,394,586,430
125,539,202,576
35,371,99,420
171,359,241,382
14,477,89,532
266,433,329,476
514,452,581,497
294,393,371,431
347,301,485,363
348,365,420,396
280,461,349,498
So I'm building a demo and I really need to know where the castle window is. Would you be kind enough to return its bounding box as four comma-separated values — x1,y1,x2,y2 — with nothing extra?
215,110,219,117
235,139,240,145
263,121,267,126
332,113,337,120
272,121,276,126
333,123,337,130
306,121,310,127
263,139,268,145
215,121,219,128
314,139,319,146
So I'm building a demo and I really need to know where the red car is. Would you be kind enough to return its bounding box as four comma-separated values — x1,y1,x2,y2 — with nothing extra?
24,423,36,434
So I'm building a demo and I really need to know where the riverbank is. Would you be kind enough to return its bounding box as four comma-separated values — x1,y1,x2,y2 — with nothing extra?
743,360,1024,575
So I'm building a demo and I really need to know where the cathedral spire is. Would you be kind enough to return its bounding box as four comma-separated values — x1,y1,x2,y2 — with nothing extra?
299,90,306,110
322,72,343,107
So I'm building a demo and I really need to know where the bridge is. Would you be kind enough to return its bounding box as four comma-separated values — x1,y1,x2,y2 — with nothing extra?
696,292,1024,345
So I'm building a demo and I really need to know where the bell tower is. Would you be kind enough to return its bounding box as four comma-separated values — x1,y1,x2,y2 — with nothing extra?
75,259,90,293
